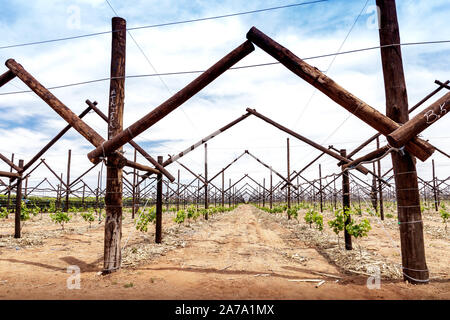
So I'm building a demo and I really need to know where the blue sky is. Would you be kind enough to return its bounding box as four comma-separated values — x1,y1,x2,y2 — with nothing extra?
0,0,449,194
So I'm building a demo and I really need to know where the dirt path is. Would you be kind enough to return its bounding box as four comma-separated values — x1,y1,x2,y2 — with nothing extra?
0,205,448,299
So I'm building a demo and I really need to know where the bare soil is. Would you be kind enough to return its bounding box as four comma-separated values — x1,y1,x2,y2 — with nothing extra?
0,204,448,299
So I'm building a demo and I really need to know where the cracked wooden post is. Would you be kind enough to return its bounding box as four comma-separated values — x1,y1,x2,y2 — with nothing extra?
103,17,126,274
377,0,428,284
14,160,23,238
155,156,163,244
65,149,71,212
341,149,352,250
246,27,434,161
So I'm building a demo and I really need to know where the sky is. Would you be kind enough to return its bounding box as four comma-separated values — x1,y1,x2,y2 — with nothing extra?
0,0,449,199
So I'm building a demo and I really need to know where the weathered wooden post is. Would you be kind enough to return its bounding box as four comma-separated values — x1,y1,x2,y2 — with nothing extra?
132,149,137,219
204,143,209,219
377,0,428,284
103,17,126,274
263,178,266,207
176,169,180,211
287,138,291,217
221,171,225,209
65,149,71,212
14,160,24,238
319,164,323,213
155,156,163,244
270,168,273,209
341,149,352,250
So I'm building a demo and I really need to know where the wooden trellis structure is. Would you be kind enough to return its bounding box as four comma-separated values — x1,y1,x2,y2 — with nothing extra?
0,0,449,284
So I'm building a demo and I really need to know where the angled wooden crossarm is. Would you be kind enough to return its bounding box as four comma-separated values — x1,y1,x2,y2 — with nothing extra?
0,171,20,179
341,80,450,163
246,26,434,161
387,91,450,148
342,145,391,171
0,70,15,88
5,59,159,175
86,99,175,182
87,40,255,163
0,153,20,172
246,108,370,175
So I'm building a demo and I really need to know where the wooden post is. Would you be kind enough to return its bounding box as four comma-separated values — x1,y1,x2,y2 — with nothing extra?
377,0,428,284
263,178,266,207
132,148,137,218
270,168,273,209
103,17,126,274
204,143,208,219
176,169,180,211
229,179,231,207
221,171,225,208
319,164,323,213
432,159,438,211
377,137,384,220
287,138,291,217
65,149,71,212
14,160,24,238
155,156,163,244
7,153,14,212
341,149,352,250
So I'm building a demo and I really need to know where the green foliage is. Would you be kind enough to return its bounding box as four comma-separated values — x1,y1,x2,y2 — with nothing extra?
346,218,371,239
49,210,72,230
287,207,298,220
81,212,95,228
0,207,9,219
327,208,347,239
304,209,323,231
136,207,156,232
20,201,31,221
174,210,186,224
385,213,394,219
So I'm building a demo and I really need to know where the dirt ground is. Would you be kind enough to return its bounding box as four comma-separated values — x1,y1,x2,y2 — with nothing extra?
0,204,448,299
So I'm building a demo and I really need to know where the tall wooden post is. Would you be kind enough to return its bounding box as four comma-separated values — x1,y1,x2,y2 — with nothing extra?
263,178,266,207
204,143,208,219
155,156,163,244
287,138,291,218
341,149,352,250
377,0,428,284
229,179,231,207
270,169,273,209
319,164,323,213
14,160,24,238
7,153,14,211
103,17,126,274
176,169,180,211
132,148,137,219
65,149,71,212
377,136,384,220
432,159,438,211
221,171,225,208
